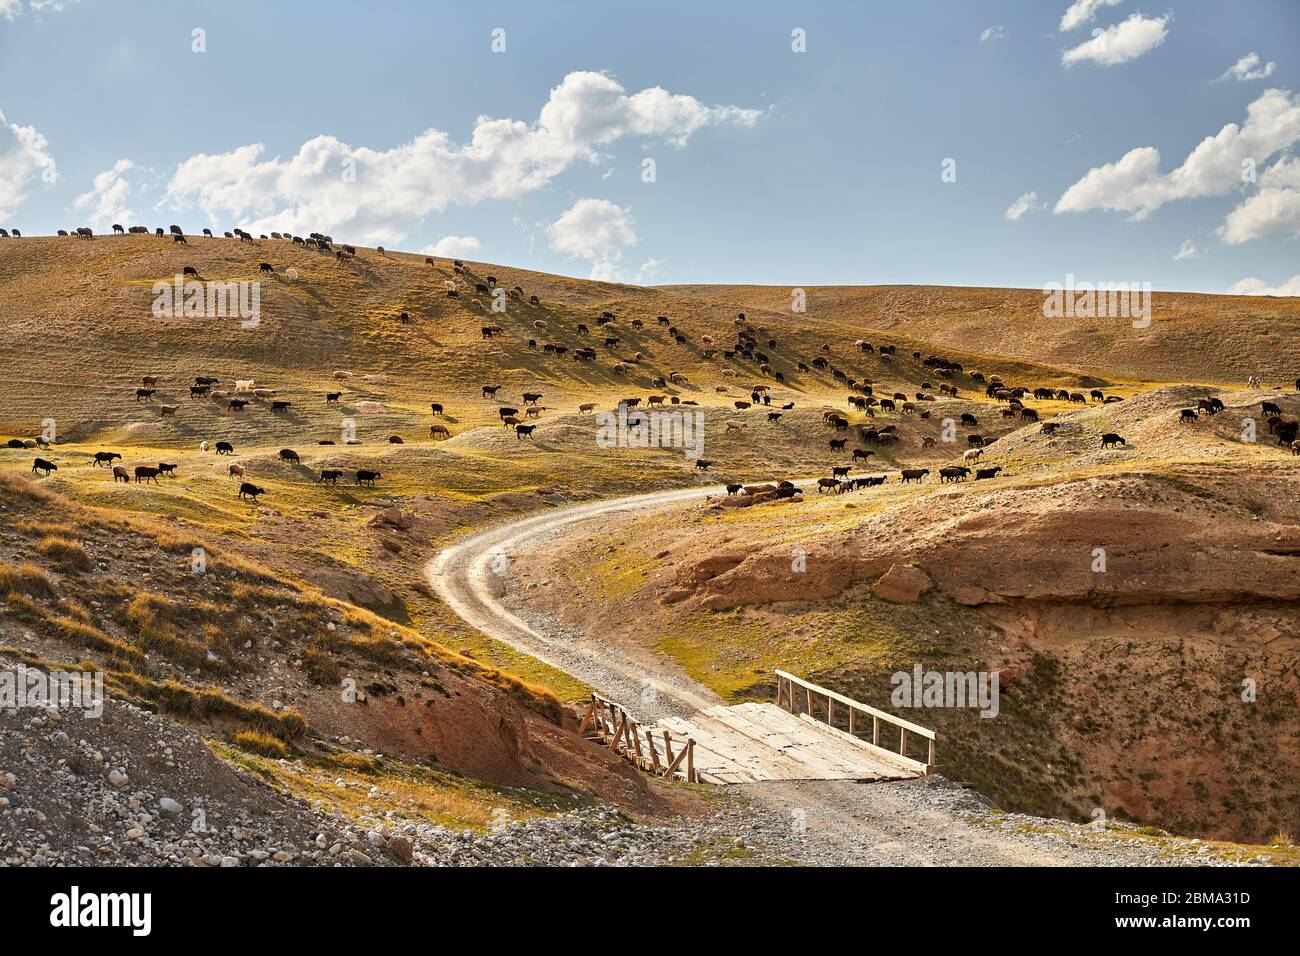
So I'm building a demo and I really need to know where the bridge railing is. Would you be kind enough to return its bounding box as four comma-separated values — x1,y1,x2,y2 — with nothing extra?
578,693,699,784
774,670,936,774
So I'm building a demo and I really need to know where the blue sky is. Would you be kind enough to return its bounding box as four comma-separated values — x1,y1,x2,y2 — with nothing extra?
1,0,1297,294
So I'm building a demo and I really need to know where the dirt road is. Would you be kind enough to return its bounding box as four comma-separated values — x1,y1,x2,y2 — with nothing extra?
425,488,1242,866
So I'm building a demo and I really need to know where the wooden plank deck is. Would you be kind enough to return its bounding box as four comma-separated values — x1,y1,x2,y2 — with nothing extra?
647,702,927,785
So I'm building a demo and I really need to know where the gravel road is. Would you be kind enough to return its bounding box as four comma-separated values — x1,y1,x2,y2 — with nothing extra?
423,489,1271,867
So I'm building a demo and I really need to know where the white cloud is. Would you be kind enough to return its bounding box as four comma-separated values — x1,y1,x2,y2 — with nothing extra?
1060,0,1125,31
72,159,141,229
0,106,56,219
1055,88,1300,235
1218,155,1300,244
1171,239,1199,260
161,71,761,246
1227,275,1300,296
636,258,664,282
1061,14,1168,67
1,0,79,20
546,198,636,280
979,25,1005,43
1219,52,1277,83
419,235,481,258
1004,191,1040,221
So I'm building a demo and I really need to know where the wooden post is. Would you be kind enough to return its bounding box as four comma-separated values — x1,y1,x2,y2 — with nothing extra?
630,720,643,759
686,739,695,784
826,696,833,727
662,730,675,765
805,687,813,715
899,728,907,757
927,736,936,769
848,707,855,736
646,728,660,771
609,713,626,751
872,715,880,746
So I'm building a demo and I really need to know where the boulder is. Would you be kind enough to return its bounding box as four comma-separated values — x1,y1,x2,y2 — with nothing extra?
872,564,934,603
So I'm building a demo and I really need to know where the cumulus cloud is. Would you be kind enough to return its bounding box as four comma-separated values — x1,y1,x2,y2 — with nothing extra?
1059,0,1125,31
979,25,1005,43
1055,88,1300,237
546,198,636,281
72,159,142,229
1219,52,1277,83
1171,239,1199,260
161,71,762,246
0,106,56,219
1061,14,1169,67
1227,275,1300,296
1219,155,1300,244
419,235,481,258
1004,191,1041,221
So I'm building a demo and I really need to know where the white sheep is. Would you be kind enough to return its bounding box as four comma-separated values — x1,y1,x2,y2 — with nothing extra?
725,420,747,433
234,379,255,391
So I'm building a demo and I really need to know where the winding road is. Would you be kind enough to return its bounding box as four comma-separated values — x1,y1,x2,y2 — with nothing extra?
423,484,1229,866
426,482,733,718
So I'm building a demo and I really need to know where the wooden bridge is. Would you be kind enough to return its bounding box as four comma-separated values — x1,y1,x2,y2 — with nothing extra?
579,670,936,785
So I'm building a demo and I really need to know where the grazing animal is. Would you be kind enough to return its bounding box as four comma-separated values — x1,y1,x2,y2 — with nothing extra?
182,266,199,277
93,451,122,467
726,483,743,495
852,449,874,462
430,424,450,439
31,457,57,476
158,462,178,476
695,460,712,471
215,441,234,455
190,385,210,397
227,463,245,478
515,424,536,439
1262,401,1282,417
159,404,179,417
271,400,291,411
725,420,747,433
278,449,300,464
228,399,249,411
134,466,161,484
975,466,1003,480
259,262,274,273
1100,433,1126,448
112,465,130,482
356,470,382,486
767,412,782,422
963,448,982,463
319,469,343,484
429,402,443,415
200,441,209,452
482,385,501,398
832,466,850,478
829,439,846,450
238,482,265,501
899,468,930,483
136,388,156,401
816,477,840,493
1179,408,1197,423
939,466,970,483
